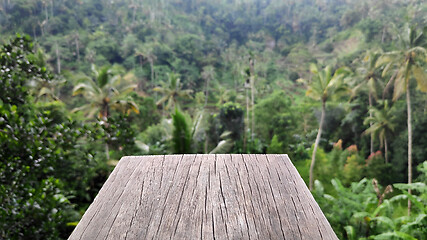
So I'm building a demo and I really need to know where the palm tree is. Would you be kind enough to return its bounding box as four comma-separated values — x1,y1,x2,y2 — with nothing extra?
355,50,384,154
305,64,351,190
364,100,396,164
135,42,157,89
72,64,139,120
375,24,427,214
153,72,193,111
72,64,139,161
201,65,215,108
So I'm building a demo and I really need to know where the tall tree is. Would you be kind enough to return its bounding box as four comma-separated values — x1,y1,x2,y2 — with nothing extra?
249,54,256,143
376,24,427,214
201,65,215,108
153,72,193,111
72,64,139,160
135,43,157,90
364,100,396,164
72,64,139,120
356,50,384,155
306,64,350,190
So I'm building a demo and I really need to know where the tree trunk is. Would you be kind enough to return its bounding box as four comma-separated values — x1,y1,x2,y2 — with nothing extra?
204,76,210,108
32,25,37,42
40,22,44,36
150,59,154,88
132,5,137,25
204,134,208,154
105,143,110,161
384,136,388,164
244,87,249,152
309,100,326,191
75,33,80,62
55,41,61,74
381,27,385,43
250,58,255,143
406,83,412,215
50,0,53,18
369,93,374,155
103,112,110,161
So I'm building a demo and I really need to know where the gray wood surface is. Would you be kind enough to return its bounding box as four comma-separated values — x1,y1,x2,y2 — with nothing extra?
69,154,338,240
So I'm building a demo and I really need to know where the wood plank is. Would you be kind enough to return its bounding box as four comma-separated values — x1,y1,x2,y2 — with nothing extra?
263,154,302,240
69,154,338,240
275,154,338,239
269,154,338,240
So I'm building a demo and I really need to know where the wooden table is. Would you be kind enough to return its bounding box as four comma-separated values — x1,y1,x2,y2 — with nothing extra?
69,154,338,239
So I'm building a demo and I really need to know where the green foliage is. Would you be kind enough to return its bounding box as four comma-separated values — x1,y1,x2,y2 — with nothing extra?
267,135,283,154
218,102,244,142
172,108,192,154
364,151,395,186
342,152,365,185
314,178,379,239
1,1,426,238
126,94,160,133
254,91,297,150
154,72,193,111
137,119,172,155
72,64,139,119
315,161,427,240
0,35,82,239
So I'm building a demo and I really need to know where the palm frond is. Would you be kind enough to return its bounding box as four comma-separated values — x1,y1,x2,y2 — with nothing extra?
156,95,169,106
72,82,97,97
209,139,234,154
392,69,406,101
375,55,394,69
119,84,138,95
412,66,427,92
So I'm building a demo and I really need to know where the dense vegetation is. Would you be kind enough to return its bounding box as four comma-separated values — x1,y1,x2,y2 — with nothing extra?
1,0,426,239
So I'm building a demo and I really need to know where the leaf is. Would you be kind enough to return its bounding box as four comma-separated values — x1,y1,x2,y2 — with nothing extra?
155,95,169,106
392,188,426,213
135,140,149,153
72,82,97,97
66,222,79,227
382,61,394,77
344,226,356,240
393,69,406,101
107,160,119,166
220,131,232,139
120,84,138,94
152,87,163,92
412,66,427,92
368,78,378,99
191,110,207,139
401,214,427,232
393,231,418,240
38,87,52,97
372,200,391,216
309,63,318,74
393,182,427,192
375,55,393,69
353,212,373,222
323,194,335,201
372,216,395,230
314,180,324,194
209,139,234,154
372,231,416,240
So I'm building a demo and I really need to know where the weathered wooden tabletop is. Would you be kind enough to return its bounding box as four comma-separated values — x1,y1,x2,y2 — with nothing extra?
69,154,338,240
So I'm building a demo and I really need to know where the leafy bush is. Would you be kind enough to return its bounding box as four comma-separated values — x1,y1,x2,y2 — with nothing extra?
0,35,77,239
172,108,192,154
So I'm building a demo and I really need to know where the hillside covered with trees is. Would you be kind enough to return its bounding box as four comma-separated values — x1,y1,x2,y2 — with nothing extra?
1,0,427,239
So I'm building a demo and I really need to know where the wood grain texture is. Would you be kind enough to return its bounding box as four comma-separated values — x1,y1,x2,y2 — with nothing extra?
69,154,338,240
